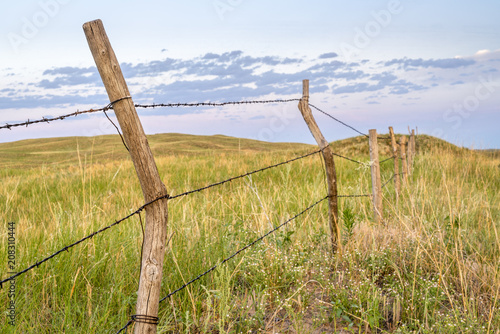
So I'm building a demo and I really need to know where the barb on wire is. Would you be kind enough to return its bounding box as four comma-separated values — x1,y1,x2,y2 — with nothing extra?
1,99,300,131
338,194,372,198
1,108,103,130
308,103,368,138
135,99,300,109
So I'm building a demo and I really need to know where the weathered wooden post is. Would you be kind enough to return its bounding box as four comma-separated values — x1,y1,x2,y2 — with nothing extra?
411,129,416,156
389,127,400,197
83,19,168,333
298,79,341,255
369,129,383,223
400,136,408,185
407,130,414,175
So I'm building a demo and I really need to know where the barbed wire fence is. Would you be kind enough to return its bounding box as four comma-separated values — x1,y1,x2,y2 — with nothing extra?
0,96,416,332
0,99,300,131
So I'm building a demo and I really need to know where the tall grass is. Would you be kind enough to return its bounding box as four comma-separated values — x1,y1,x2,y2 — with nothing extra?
0,135,499,333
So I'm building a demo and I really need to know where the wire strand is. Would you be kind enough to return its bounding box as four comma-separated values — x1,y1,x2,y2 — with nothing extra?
0,99,300,131
159,196,328,303
379,155,395,164
0,149,320,286
308,103,368,138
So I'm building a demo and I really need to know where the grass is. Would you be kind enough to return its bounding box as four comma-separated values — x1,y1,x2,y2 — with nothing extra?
0,133,499,333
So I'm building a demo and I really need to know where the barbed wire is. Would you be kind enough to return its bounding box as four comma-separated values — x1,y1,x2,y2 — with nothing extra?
167,149,322,201
134,99,300,109
381,175,396,189
0,99,300,131
0,90,419,334
338,193,372,198
331,151,365,165
0,106,108,130
115,195,328,333
308,103,369,138
0,205,141,287
161,195,327,303
0,149,320,286
379,156,396,164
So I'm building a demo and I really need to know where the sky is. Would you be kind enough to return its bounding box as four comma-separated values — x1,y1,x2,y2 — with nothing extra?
1,0,499,148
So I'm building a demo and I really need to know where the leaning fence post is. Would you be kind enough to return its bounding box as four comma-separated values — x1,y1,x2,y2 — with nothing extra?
389,127,400,198
369,129,383,223
84,19,168,334
298,79,341,255
400,136,408,185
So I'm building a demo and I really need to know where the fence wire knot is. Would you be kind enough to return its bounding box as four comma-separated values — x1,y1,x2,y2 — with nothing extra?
131,314,159,325
105,96,132,110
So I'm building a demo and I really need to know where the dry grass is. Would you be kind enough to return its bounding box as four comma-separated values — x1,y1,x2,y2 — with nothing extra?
0,133,499,333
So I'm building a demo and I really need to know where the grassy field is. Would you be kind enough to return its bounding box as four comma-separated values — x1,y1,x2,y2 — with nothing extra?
0,133,499,333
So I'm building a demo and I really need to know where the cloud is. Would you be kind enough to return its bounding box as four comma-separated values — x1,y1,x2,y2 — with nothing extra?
308,60,346,72
35,66,101,89
1,51,491,115
331,71,426,95
319,52,338,59
385,57,476,69
332,82,384,94
0,93,108,110
370,72,398,83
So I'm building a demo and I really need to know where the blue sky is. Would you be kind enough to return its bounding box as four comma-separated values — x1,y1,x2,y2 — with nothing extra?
1,0,499,148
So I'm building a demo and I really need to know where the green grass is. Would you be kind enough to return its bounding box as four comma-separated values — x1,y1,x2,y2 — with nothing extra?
0,133,499,333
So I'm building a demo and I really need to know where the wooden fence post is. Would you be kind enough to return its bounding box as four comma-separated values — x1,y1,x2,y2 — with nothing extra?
83,19,168,334
400,136,408,185
411,129,416,156
388,127,400,198
298,79,341,255
406,139,413,176
407,129,416,175
369,129,383,223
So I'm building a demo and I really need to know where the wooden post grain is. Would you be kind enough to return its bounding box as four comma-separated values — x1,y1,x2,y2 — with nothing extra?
388,127,400,197
369,129,383,223
400,136,408,185
83,19,168,334
298,79,341,255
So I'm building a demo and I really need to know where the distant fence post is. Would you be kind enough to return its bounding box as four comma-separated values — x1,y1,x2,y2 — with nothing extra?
298,79,341,255
410,129,416,157
407,130,414,175
369,129,383,223
84,19,168,334
389,126,400,198
400,136,408,185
